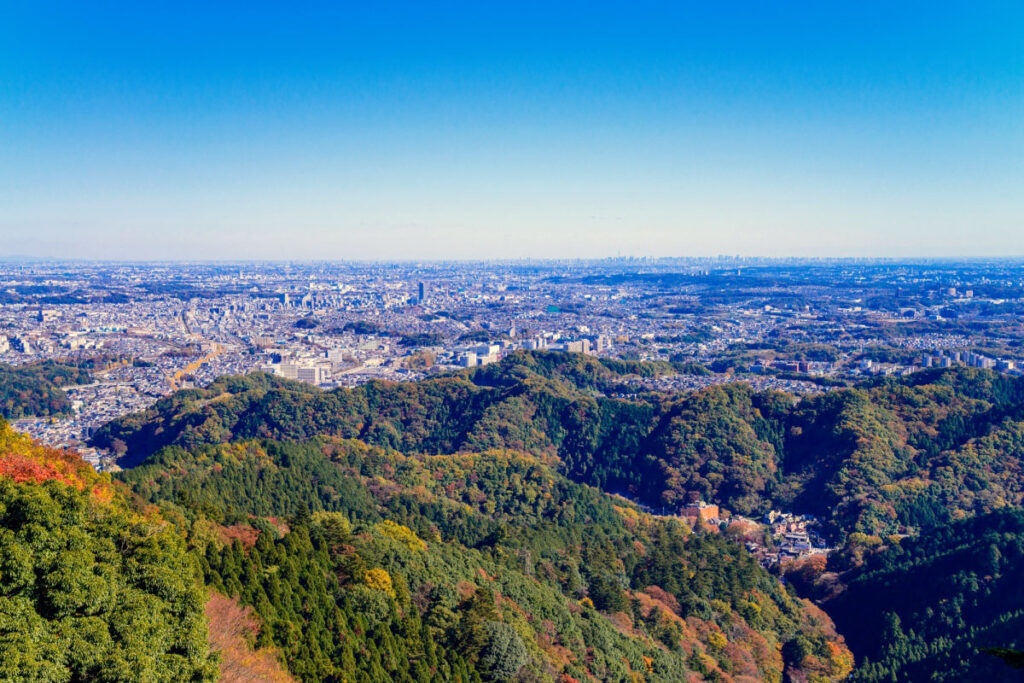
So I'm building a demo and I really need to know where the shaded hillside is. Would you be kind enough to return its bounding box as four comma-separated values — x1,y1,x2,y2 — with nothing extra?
0,360,92,418
120,437,853,682
0,420,218,681
824,508,1024,682
96,351,1024,537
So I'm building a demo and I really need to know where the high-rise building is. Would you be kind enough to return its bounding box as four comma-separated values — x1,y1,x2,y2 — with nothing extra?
296,365,330,384
417,281,427,303
265,360,331,385
562,339,591,354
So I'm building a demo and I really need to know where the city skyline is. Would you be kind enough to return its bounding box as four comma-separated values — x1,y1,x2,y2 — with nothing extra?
3,2,1022,260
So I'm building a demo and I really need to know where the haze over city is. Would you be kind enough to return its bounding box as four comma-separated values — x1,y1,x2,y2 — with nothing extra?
3,2,1022,260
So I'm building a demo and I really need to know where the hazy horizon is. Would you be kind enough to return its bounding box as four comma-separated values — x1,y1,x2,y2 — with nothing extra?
3,3,1022,260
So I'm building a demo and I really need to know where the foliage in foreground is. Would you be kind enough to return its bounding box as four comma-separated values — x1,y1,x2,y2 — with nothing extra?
0,420,217,682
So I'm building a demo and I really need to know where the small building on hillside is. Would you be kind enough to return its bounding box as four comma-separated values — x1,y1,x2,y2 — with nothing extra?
681,501,720,525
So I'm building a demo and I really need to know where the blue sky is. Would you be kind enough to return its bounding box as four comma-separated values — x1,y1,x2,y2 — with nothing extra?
2,1,1022,260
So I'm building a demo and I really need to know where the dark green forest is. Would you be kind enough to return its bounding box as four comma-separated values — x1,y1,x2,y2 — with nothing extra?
824,508,1024,682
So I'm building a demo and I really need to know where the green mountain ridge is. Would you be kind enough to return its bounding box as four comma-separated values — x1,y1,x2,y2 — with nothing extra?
95,351,1024,537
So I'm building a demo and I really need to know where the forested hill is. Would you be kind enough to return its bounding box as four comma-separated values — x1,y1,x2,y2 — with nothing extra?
0,416,854,682
96,351,1024,537
0,360,92,418
117,436,853,682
